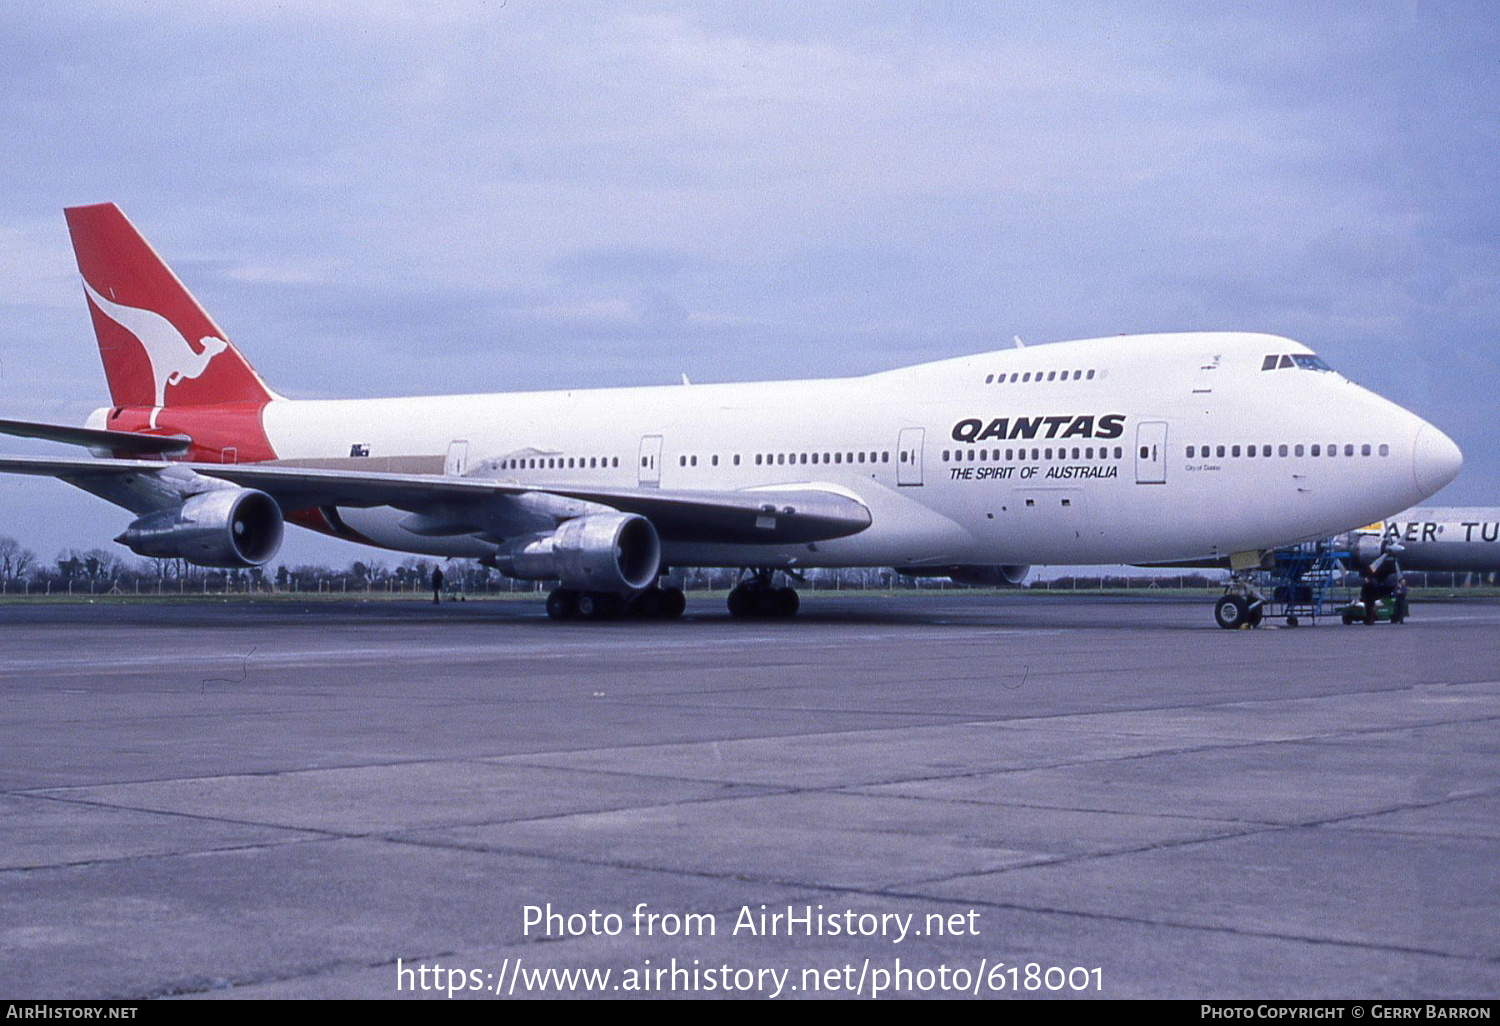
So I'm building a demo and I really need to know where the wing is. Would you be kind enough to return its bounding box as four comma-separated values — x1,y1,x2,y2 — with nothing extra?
0,454,872,545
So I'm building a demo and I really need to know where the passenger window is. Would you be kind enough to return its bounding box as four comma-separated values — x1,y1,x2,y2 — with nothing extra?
1232,445,1241,457
1344,444,1354,456
1361,444,1371,456
1086,370,1095,380
1379,444,1389,457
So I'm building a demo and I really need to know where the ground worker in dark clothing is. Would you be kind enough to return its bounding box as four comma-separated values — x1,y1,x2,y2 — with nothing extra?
1392,576,1410,624
1360,572,1379,625
432,566,444,605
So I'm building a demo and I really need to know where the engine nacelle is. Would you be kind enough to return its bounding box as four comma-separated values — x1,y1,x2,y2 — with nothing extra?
950,564,1031,587
1346,533,1404,577
896,564,1031,587
116,488,284,568
492,512,662,594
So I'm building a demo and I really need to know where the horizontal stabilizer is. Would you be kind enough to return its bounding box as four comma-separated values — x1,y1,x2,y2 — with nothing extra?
0,417,190,455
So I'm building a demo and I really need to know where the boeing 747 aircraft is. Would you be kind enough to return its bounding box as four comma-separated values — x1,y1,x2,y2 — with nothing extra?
0,203,1465,624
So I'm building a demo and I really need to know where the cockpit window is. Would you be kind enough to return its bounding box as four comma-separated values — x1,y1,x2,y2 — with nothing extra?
1262,353,1335,372
1292,354,1332,371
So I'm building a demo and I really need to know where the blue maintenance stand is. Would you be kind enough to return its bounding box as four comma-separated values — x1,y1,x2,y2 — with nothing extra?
1260,540,1351,626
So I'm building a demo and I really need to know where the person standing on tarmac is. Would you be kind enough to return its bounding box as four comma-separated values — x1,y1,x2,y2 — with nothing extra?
1392,575,1410,624
1360,571,1379,625
431,565,444,605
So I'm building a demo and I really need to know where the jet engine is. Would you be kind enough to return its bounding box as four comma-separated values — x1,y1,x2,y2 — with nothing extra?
896,564,1032,587
492,512,662,594
116,488,284,568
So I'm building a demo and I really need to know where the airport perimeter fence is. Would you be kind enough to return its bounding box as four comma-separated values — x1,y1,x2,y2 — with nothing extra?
0,563,1495,599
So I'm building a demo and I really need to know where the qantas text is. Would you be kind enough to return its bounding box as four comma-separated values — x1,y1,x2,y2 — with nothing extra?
951,414,1126,444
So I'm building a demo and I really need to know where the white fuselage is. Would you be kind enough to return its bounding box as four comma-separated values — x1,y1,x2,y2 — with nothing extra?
256,332,1460,569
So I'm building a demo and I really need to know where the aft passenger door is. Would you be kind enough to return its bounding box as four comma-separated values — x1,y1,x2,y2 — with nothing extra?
1135,422,1167,484
638,435,663,487
897,427,924,487
444,440,469,477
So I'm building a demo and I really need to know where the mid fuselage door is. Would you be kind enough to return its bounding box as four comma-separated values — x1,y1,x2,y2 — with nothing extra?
897,427,925,487
1135,421,1167,485
638,435,663,487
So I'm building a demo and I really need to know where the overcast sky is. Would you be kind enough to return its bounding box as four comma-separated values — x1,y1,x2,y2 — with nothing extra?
1,1,1496,566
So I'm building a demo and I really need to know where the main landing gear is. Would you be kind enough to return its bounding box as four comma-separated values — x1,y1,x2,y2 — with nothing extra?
545,584,686,621
727,569,801,619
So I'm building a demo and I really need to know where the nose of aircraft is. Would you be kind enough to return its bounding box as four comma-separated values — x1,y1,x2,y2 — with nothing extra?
1412,422,1463,498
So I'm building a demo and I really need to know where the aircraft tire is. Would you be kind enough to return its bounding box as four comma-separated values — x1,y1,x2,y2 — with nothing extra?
753,586,778,617
578,592,622,620
546,588,578,621
660,587,686,619
727,584,754,618
773,586,800,618
631,587,664,618
1214,595,1250,630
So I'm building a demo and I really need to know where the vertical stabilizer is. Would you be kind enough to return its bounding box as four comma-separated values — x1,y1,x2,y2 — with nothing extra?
64,203,275,409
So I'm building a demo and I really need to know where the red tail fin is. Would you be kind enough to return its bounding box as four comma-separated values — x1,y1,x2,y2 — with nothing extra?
65,203,275,409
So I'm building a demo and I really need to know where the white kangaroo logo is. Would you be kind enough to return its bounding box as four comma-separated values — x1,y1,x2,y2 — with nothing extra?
82,279,229,410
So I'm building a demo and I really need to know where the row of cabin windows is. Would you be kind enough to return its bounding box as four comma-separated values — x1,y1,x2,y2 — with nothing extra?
757,450,888,467
676,451,892,467
984,368,1098,385
943,446,1124,462
503,456,621,470
1186,443,1390,459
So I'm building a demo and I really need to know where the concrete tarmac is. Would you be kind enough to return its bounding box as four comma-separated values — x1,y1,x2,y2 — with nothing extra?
1,593,1497,1000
